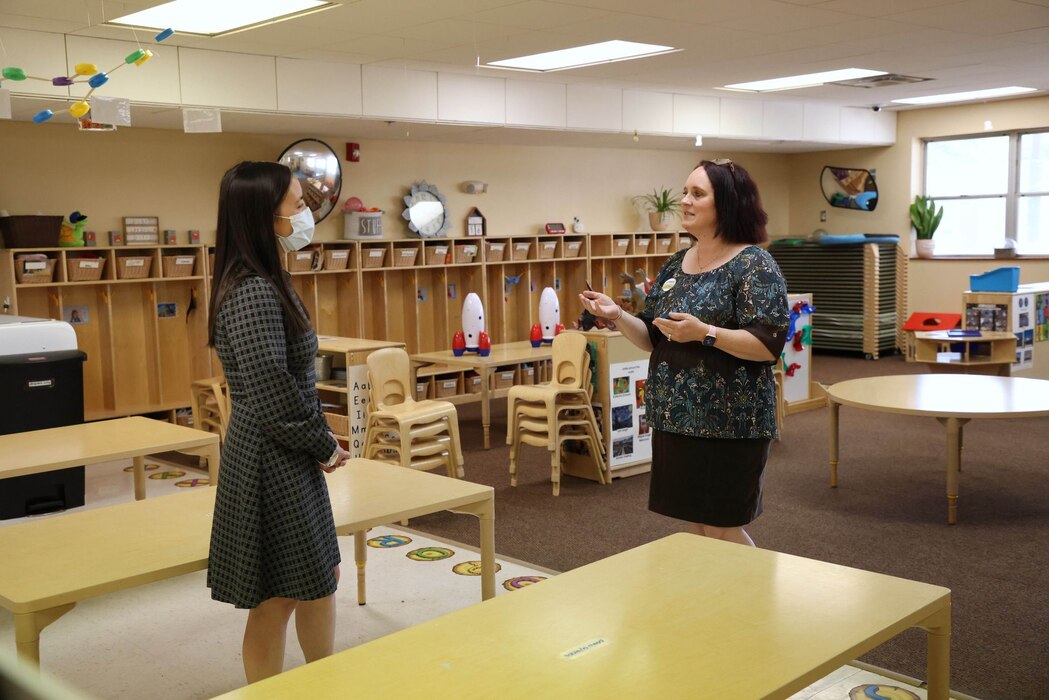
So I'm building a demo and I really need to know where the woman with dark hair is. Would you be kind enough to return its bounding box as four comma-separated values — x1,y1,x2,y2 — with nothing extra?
580,159,789,547
207,161,350,682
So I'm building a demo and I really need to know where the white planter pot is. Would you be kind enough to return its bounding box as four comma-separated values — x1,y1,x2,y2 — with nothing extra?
915,239,936,259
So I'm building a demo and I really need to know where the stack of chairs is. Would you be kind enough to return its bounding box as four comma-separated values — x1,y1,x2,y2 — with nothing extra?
506,332,606,495
189,376,231,441
363,347,464,479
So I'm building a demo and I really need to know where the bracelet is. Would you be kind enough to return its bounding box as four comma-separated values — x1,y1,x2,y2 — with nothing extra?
612,306,624,321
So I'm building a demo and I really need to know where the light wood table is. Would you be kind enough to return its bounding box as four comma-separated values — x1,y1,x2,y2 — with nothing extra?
826,374,1049,524
213,532,952,700
0,416,220,501
412,341,554,448
0,459,494,666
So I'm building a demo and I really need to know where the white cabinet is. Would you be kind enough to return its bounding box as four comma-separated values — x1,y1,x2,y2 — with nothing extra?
622,89,674,135
362,65,437,120
276,58,361,115
673,94,720,136
66,36,181,104
566,84,621,131
179,48,276,110
719,97,763,138
506,79,566,128
438,73,505,124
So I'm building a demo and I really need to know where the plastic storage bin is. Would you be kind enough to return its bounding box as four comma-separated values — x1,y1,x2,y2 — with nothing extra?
969,267,1020,293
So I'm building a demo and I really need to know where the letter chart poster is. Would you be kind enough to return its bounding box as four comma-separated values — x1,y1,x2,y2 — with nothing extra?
608,360,650,469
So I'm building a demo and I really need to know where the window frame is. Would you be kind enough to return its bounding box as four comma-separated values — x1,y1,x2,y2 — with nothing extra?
923,128,1049,256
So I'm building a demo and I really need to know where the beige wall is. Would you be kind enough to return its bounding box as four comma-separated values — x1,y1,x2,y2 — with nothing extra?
0,120,791,244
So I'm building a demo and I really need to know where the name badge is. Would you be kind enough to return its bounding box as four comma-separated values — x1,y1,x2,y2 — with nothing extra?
661,278,677,292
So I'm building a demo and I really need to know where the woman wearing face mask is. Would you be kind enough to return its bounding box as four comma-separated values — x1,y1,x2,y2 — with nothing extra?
207,161,350,683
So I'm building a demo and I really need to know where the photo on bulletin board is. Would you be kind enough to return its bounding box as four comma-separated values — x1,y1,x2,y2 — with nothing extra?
611,404,633,431
1036,294,1048,342
612,437,634,458
447,283,457,300
638,412,649,436
612,376,630,396
635,379,646,408
157,302,177,319
65,305,89,325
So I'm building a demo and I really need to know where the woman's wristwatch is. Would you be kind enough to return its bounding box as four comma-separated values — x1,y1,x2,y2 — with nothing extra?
702,325,718,347
324,447,341,468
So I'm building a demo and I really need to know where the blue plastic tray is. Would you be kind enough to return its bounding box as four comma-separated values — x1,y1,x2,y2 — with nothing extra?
970,267,1020,293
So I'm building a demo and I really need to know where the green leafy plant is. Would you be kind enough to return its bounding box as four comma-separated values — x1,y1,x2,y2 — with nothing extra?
632,187,681,215
909,195,943,240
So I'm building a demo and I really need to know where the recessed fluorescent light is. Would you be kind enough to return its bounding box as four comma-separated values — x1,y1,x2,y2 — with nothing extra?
106,0,338,38
485,40,679,73
891,86,1036,105
724,68,887,92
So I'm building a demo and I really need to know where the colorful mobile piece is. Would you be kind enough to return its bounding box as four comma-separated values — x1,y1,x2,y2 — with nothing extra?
0,29,174,126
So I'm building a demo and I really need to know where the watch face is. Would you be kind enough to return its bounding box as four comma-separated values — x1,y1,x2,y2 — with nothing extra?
703,335,716,346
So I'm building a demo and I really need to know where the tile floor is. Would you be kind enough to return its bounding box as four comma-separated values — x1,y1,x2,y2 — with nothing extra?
0,458,943,699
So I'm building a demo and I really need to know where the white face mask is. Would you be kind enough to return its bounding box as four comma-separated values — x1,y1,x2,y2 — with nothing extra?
275,208,315,252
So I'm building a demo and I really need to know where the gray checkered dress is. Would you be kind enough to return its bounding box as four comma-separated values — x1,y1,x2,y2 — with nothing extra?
207,275,341,609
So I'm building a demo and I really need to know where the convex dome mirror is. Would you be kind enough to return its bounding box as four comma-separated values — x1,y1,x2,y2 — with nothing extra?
277,139,342,223
820,166,878,211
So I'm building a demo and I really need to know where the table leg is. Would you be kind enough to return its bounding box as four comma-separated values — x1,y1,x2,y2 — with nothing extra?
14,603,75,666
354,530,367,606
480,366,492,450
133,455,146,501
938,417,970,525
451,495,496,601
922,602,952,700
828,399,839,488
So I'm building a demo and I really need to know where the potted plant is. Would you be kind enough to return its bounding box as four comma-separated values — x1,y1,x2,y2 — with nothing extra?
910,195,943,259
633,187,681,232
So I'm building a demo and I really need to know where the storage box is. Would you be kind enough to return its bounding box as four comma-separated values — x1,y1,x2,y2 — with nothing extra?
362,247,387,268
0,215,63,248
485,241,506,262
323,249,350,271
393,247,419,267
969,266,1020,293
14,255,56,284
511,241,533,260
162,255,197,277
634,237,651,254
563,240,582,258
464,373,482,394
324,411,349,437
415,382,428,401
494,369,515,389
434,376,459,398
612,238,630,255
538,240,557,259
116,255,153,279
66,257,105,282
678,236,692,250
520,364,535,385
425,245,449,265
286,250,316,272
208,252,215,274
454,244,477,264
344,211,383,239
655,237,672,253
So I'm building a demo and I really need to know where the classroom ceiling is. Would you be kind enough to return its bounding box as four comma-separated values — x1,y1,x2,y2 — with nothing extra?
2,0,1048,149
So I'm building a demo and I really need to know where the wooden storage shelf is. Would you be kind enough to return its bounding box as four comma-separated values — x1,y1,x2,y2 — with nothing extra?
913,330,1016,376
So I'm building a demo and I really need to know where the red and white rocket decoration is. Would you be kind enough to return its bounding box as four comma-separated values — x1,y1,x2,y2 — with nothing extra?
538,287,563,344
454,292,489,356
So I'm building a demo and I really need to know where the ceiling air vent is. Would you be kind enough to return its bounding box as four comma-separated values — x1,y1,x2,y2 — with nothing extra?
829,74,932,88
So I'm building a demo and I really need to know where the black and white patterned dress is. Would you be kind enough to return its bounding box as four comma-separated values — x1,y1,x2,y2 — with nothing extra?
207,275,340,609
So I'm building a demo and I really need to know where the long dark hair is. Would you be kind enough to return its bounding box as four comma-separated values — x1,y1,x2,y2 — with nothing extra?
698,160,769,244
208,161,310,345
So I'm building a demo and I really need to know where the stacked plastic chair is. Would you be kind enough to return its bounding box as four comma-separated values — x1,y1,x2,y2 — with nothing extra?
189,376,231,441
363,347,465,478
506,332,606,495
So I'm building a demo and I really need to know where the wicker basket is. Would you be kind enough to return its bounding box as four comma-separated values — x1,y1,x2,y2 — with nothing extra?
392,247,419,267
634,237,651,254
14,255,56,284
286,250,316,272
678,236,693,250
162,255,197,277
453,244,477,264
362,247,387,268
511,241,533,261
323,249,350,271
537,240,557,259
66,257,106,282
425,245,449,265
434,376,460,398
485,241,506,262
324,411,349,437
464,373,483,394
563,240,582,258
655,237,672,254
116,256,153,279
612,238,630,256
0,215,62,248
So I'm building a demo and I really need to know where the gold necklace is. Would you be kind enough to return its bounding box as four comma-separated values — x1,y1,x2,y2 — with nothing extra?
694,243,727,273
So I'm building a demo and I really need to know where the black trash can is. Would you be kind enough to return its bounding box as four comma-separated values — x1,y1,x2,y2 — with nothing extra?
0,349,88,519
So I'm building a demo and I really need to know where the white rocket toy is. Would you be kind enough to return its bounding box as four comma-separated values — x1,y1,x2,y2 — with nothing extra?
530,287,566,346
453,292,490,356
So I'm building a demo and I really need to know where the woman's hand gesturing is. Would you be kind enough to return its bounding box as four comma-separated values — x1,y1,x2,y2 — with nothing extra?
578,290,622,320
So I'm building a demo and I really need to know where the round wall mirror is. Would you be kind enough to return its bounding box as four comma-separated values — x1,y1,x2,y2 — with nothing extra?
277,139,342,223
820,166,878,211
401,181,450,237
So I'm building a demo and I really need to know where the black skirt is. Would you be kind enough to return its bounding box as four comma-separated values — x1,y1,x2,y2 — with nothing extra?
648,429,770,527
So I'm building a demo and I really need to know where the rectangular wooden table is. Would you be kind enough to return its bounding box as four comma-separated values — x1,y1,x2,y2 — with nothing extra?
0,416,220,501
0,459,494,665
213,532,951,700
411,341,554,448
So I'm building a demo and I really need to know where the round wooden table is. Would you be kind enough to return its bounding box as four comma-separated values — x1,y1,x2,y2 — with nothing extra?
825,374,1049,524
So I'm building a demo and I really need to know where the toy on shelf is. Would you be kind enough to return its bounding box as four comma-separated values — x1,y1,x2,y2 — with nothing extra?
1,28,174,126
453,292,489,356
58,210,88,247
537,287,563,345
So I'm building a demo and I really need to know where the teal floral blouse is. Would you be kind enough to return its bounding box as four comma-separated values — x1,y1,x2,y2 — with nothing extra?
638,245,789,440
